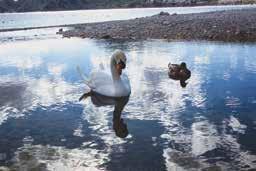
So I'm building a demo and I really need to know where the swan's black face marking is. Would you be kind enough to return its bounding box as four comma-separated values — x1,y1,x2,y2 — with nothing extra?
114,50,127,75
118,60,126,69
116,60,126,75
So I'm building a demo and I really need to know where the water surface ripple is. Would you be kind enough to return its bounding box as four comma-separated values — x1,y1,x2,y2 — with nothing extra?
0,38,256,170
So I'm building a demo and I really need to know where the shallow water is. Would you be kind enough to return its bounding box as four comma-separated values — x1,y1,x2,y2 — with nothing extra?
1,4,256,30
0,38,256,170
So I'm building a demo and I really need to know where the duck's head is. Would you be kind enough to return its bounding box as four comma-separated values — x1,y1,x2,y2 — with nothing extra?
180,62,187,69
112,50,127,76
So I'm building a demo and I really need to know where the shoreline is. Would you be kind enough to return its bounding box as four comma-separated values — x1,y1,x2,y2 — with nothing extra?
0,25,74,33
1,7,256,43
59,8,256,42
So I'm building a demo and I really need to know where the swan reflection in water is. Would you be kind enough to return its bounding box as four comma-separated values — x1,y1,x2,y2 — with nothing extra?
79,91,129,138
78,50,131,138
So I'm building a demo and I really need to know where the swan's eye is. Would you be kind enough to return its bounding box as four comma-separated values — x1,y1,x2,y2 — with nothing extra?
118,60,126,69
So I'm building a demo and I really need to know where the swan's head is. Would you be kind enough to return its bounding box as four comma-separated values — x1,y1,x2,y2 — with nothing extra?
112,50,127,76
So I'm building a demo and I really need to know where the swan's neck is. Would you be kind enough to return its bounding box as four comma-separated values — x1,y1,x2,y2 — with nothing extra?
110,57,120,81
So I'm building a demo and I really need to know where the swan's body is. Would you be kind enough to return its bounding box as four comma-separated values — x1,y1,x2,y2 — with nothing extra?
87,70,131,98
79,50,130,138
79,50,131,103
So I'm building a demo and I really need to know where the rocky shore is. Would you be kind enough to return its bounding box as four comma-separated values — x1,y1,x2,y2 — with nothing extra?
60,8,256,42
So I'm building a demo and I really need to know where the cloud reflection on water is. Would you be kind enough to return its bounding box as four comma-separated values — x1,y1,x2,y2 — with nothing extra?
0,38,256,170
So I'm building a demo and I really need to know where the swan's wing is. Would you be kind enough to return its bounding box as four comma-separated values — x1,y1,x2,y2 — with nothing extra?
85,70,131,97
89,71,112,87
77,66,118,96
88,71,116,96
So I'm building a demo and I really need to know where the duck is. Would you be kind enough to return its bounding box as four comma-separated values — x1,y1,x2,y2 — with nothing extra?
168,62,191,87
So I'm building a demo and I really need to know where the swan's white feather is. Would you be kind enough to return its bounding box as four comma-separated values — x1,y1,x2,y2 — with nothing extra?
79,50,131,97
88,70,131,97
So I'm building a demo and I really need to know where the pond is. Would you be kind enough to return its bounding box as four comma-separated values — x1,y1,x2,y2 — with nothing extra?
0,37,256,170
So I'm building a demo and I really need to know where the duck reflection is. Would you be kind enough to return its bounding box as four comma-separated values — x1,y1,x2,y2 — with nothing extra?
168,62,191,88
79,91,129,138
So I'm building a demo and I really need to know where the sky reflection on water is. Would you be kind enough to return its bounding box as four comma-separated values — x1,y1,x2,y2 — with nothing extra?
0,38,256,170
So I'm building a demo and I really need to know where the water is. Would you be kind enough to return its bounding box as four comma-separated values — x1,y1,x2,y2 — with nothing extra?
0,37,256,170
0,4,256,30
0,27,62,42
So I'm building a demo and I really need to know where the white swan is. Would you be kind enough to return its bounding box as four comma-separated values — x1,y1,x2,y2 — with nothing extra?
79,50,131,99
78,50,131,138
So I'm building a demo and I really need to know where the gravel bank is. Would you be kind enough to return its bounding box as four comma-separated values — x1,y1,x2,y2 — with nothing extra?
60,8,256,42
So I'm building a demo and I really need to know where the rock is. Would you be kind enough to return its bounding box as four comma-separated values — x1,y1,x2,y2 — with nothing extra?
163,21,170,25
101,35,112,39
235,30,240,35
0,166,10,171
56,28,63,34
159,11,170,16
